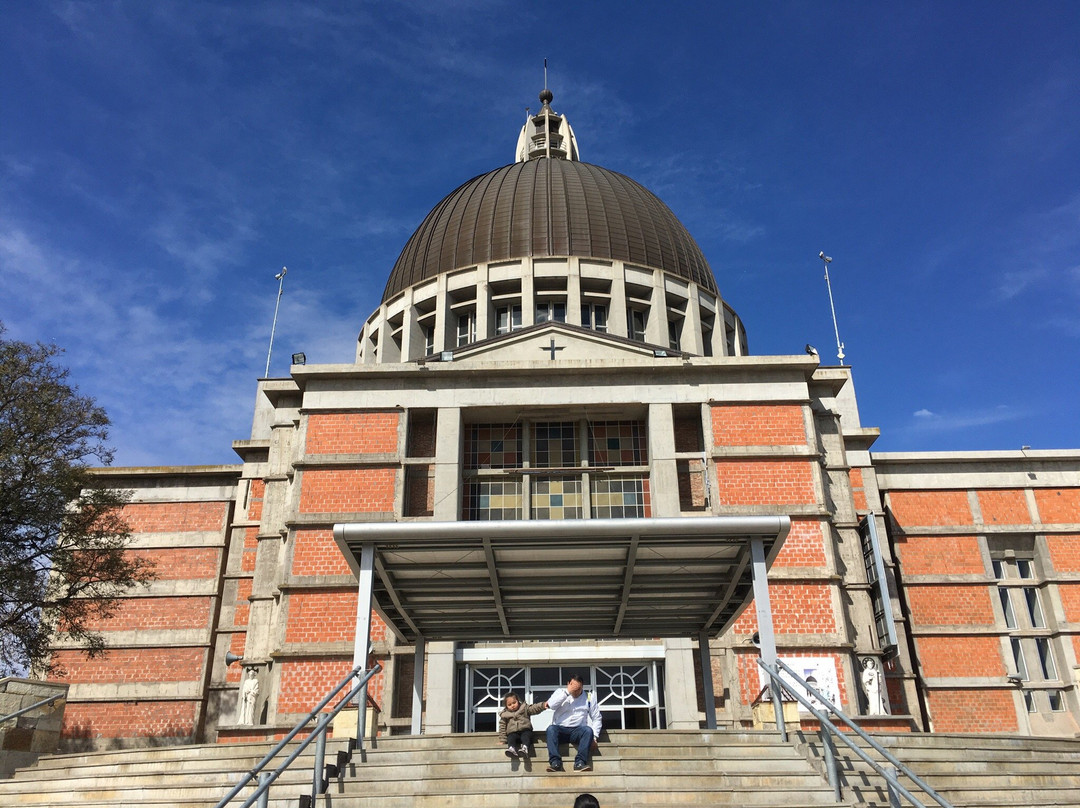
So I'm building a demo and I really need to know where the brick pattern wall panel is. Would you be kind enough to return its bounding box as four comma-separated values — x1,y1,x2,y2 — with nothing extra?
904,585,996,626
977,489,1030,525
277,660,387,715
306,412,400,455
127,547,221,580
1034,488,1080,524
849,467,868,512
713,459,816,506
888,490,973,528
892,535,984,576
772,519,827,568
1058,583,1080,622
122,501,229,533
61,700,200,741
80,596,213,632
711,404,807,447
247,479,265,521
914,636,1006,677
50,648,205,683
926,689,1018,733
234,579,252,627
285,590,360,644
299,468,396,513
292,529,355,577
730,583,837,634
1046,534,1080,572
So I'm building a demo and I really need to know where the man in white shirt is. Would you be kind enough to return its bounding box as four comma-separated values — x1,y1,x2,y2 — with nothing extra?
545,673,602,772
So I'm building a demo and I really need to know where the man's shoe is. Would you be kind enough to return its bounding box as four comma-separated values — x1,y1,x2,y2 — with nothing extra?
546,764,564,772
574,762,592,772
505,744,517,758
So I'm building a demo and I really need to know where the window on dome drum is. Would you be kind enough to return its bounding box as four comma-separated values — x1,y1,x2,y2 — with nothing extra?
701,326,713,357
456,311,476,347
421,323,435,356
989,538,1061,713
461,419,650,521
667,318,682,351
582,303,607,332
495,304,522,335
536,300,566,323
628,308,648,342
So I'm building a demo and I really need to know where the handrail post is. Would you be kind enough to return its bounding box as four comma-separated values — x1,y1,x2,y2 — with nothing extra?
887,765,902,807
821,728,841,802
311,712,330,804
256,771,270,808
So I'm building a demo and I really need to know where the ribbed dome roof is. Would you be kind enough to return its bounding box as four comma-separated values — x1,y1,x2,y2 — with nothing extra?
383,159,718,301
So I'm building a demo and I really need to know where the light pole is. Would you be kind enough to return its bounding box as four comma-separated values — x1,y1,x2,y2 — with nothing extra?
264,267,287,377
819,252,845,365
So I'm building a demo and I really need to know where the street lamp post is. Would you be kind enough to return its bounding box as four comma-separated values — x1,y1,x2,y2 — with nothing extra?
264,267,287,377
819,252,845,365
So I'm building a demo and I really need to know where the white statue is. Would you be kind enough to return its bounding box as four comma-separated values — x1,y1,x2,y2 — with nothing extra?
238,668,260,725
861,656,888,715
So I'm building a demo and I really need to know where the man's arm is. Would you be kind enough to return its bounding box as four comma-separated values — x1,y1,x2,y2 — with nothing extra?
587,694,602,737
547,688,569,711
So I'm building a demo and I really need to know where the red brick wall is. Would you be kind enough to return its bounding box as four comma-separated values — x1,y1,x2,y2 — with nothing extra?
299,468,396,513
51,648,205,683
277,659,387,715
772,519,827,568
926,689,1018,733
892,535,984,576
915,637,1006,677
79,596,212,632
121,501,229,532
1034,488,1080,524
888,491,973,527
285,590,360,644
247,479,264,521
61,700,200,740
127,547,221,580
292,529,354,577
732,583,836,635
1047,534,1080,572
713,460,816,506
306,412,400,455
849,467,868,511
711,404,807,447
904,586,996,625
1058,584,1080,622
977,490,1029,524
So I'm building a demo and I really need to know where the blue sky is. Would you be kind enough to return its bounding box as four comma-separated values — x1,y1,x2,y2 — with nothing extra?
2,1,1078,467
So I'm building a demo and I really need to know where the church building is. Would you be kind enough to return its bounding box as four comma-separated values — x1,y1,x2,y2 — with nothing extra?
50,90,1080,749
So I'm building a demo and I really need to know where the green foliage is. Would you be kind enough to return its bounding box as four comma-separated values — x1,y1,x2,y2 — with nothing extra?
0,324,155,677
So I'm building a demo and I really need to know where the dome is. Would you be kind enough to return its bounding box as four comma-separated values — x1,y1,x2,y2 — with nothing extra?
383,158,718,301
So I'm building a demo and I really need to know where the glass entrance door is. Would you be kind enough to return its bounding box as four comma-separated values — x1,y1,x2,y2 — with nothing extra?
458,662,666,732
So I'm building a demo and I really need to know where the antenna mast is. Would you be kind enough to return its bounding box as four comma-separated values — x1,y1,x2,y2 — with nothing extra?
265,267,287,377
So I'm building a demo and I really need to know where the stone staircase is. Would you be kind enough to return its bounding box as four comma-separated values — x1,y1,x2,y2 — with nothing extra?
0,729,850,807
794,730,1080,807
3,728,1080,807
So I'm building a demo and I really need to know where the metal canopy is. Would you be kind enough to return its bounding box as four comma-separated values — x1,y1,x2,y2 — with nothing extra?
333,516,789,643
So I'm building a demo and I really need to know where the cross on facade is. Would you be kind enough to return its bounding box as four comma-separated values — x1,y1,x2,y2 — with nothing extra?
541,338,564,360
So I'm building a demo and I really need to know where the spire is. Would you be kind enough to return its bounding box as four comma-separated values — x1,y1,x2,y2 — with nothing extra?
515,87,580,163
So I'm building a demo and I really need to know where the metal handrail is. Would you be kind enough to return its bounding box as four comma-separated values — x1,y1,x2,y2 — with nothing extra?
0,693,66,725
757,658,953,808
214,663,381,808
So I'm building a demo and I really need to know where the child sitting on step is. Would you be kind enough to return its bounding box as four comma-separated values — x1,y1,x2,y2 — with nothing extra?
497,691,548,758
